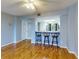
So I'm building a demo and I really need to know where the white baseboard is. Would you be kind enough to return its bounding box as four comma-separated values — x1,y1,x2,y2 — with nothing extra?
1,39,25,47
1,39,31,47
1,42,13,47
15,39,23,43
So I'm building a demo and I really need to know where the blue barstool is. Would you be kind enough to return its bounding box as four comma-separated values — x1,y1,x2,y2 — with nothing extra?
35,32,42,45
51,33,59,47
43,32,50,45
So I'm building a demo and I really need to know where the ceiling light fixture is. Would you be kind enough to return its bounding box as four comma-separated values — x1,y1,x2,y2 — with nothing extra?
27,5,30,8
24,0,41,16
30,3,35,9
24,4,30,8
23,0,35,9
24,3,35,9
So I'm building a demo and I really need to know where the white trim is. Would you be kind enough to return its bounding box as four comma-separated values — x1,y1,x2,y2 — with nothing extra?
1,39,25,47
14,39,25,43
1,42,13,47
1,39,30,47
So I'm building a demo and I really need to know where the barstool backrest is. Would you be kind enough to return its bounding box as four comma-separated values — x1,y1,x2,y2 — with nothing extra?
51,32,60,37
43,32,50,36
35,32,42,45
35,32,41,37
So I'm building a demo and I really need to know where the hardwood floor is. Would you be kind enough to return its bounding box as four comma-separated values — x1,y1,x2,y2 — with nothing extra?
1,40,77,59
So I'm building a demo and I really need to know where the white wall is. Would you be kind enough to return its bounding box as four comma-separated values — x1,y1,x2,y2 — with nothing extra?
19,17,35,43
13,17,22,43
1,13,14,47
60,3,78,55
35,16,60,31
1,13,22,46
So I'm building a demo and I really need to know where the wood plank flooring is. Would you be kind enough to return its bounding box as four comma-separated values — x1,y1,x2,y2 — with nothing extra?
1,40,77,59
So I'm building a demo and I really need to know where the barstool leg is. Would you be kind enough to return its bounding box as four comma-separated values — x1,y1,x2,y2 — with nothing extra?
40,37,42,45
35,40,37,45
41,40,42,45
44,37,46,45
52,37,54,46
35,36,38,45
56,37,58,48
35,41,38,45
48,37,49,45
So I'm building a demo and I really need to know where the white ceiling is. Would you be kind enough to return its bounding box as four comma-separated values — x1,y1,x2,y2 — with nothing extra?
1,0,77,16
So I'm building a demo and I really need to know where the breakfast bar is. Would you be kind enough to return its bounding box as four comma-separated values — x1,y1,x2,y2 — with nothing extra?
35,31,60,46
